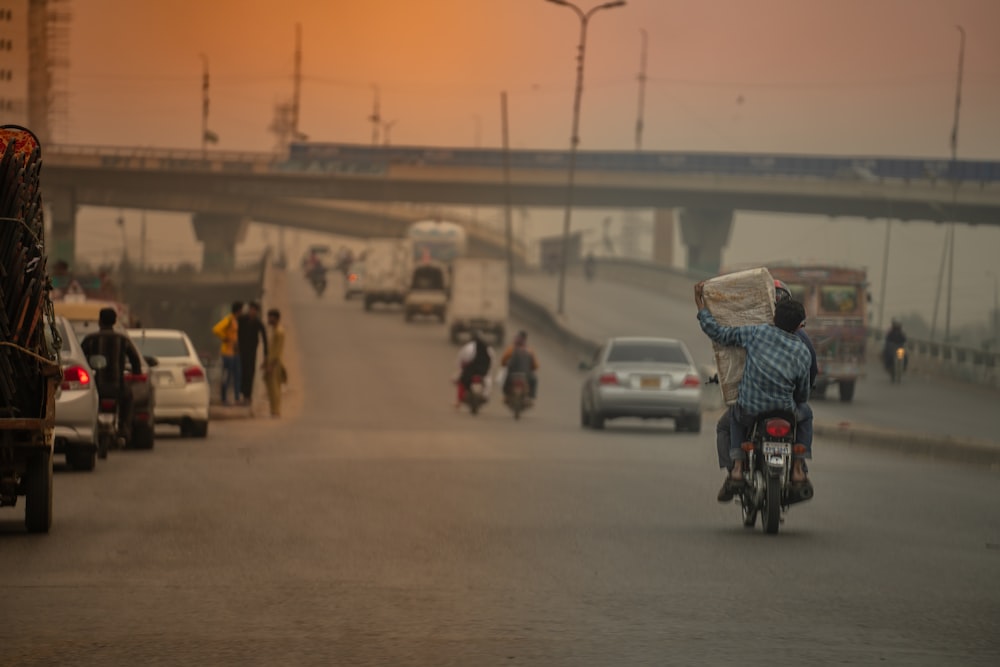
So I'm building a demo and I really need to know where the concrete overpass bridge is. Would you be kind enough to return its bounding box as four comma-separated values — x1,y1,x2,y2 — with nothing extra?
43,143,1000,271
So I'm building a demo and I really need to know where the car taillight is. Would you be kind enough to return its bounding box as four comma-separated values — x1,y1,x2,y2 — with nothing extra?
100,398,117,412
128,373,148,383
765,419,792,438
681,374,701,388
61,365,91,390
184,366,206,383
349,273,358,282
599,373,618,386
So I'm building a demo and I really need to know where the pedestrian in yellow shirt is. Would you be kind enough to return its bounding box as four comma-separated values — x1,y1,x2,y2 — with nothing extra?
212,301,243,405
263,308,286,417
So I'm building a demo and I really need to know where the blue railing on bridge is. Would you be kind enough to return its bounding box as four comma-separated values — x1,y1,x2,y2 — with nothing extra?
286,143,1000,185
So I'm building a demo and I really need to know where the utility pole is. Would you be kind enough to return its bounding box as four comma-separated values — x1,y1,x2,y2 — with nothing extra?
139,210,147,270
369,85,381,146
634,28,648,151
501,91,515,291
200,53,209,158
382,120,397,146
876,218,891,332
292,23,302,140
945,25,965,343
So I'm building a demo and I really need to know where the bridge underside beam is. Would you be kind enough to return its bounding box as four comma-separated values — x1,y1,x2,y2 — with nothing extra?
678,208,734,275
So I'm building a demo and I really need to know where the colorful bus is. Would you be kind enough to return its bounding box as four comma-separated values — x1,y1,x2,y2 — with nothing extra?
768,264,869,402
406,220,467,265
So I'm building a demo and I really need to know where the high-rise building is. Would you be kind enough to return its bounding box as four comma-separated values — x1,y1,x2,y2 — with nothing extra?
0,1,30,128
0,0,70,143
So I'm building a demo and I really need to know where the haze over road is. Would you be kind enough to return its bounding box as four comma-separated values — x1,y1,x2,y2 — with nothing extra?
1,274,998,665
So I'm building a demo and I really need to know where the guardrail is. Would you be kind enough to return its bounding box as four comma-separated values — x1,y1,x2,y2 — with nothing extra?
868,330,999,388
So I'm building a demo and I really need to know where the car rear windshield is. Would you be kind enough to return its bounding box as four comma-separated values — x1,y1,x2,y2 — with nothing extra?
132,336,189,358
607,342,688,364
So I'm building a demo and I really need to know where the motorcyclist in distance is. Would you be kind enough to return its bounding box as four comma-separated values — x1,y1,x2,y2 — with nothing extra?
80,307,144,451
501,330,539,400
883,319,907,372
455,331,494,409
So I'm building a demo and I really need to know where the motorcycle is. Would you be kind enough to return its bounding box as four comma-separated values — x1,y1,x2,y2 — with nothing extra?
463,375,487,415
886,345,907,384
308,268,327,297
504,372,532,420
734,411,814,535
96,397,123,460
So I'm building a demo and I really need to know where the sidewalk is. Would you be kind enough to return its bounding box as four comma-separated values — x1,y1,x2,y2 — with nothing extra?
512,272,1000,467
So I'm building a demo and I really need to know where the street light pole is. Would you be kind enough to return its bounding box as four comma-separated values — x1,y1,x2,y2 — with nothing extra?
545,0,626,316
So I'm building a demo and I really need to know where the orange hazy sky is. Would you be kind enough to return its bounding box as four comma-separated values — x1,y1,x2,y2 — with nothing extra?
66,0,1000,157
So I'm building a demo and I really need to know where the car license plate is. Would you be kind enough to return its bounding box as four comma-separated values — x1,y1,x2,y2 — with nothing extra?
154,371,174,386
420,304,432,312
762,442,791,456
640,376,660,389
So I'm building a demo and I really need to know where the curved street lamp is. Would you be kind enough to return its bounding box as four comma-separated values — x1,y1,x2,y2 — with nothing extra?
544,0,626,315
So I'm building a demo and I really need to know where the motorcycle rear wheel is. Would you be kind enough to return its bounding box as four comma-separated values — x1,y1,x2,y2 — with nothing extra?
762,475,781,534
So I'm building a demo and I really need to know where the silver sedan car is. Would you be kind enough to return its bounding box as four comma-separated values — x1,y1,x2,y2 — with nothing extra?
580,337,703,432
51,315,99,470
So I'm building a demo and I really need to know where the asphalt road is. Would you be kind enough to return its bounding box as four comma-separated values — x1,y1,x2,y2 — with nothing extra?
515,272,1000,444
1,273,998,666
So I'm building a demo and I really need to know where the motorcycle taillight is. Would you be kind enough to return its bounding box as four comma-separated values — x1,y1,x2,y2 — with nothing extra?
765,419,792,438
99,399,117,412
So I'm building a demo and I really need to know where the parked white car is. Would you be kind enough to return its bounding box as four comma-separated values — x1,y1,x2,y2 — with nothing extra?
128,328,210,438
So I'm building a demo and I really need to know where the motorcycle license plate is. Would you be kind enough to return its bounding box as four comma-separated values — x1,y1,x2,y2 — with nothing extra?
98,414,116,425
762,442,791,456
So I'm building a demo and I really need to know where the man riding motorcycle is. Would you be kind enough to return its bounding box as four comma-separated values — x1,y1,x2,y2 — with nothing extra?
883,319,907,373
455,331,494,408
500,330,539,400
713,279,818,501
80,307,144,449
696,284,814,501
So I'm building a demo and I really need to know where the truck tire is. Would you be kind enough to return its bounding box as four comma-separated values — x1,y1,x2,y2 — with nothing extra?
838,380,856,403
25,449,53,533
189,419,209,438
131,421,155,450
68,447,96,471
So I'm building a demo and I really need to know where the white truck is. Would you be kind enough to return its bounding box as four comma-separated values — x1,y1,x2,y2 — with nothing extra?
362,238,413,311
448,258,509,345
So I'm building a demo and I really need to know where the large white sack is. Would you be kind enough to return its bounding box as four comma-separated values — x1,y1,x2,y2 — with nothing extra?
702,267,775,405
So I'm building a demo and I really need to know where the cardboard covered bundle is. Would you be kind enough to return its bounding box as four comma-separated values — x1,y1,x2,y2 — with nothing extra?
702,267,775,405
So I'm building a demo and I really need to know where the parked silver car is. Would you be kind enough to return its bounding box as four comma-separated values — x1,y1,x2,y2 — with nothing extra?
51,315,99,470
580,337,703,432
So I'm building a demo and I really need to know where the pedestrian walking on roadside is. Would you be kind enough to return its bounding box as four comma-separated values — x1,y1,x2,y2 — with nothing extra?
212,301,243,405
237,300,268,404
263,308,286,417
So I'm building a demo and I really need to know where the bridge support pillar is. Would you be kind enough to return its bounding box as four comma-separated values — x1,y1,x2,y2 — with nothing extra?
651,209,675,266
679,208,734,275
48,187,77,265
192,213,248,271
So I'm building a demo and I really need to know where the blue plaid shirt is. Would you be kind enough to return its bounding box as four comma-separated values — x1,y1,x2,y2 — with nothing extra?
697,308,811,414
